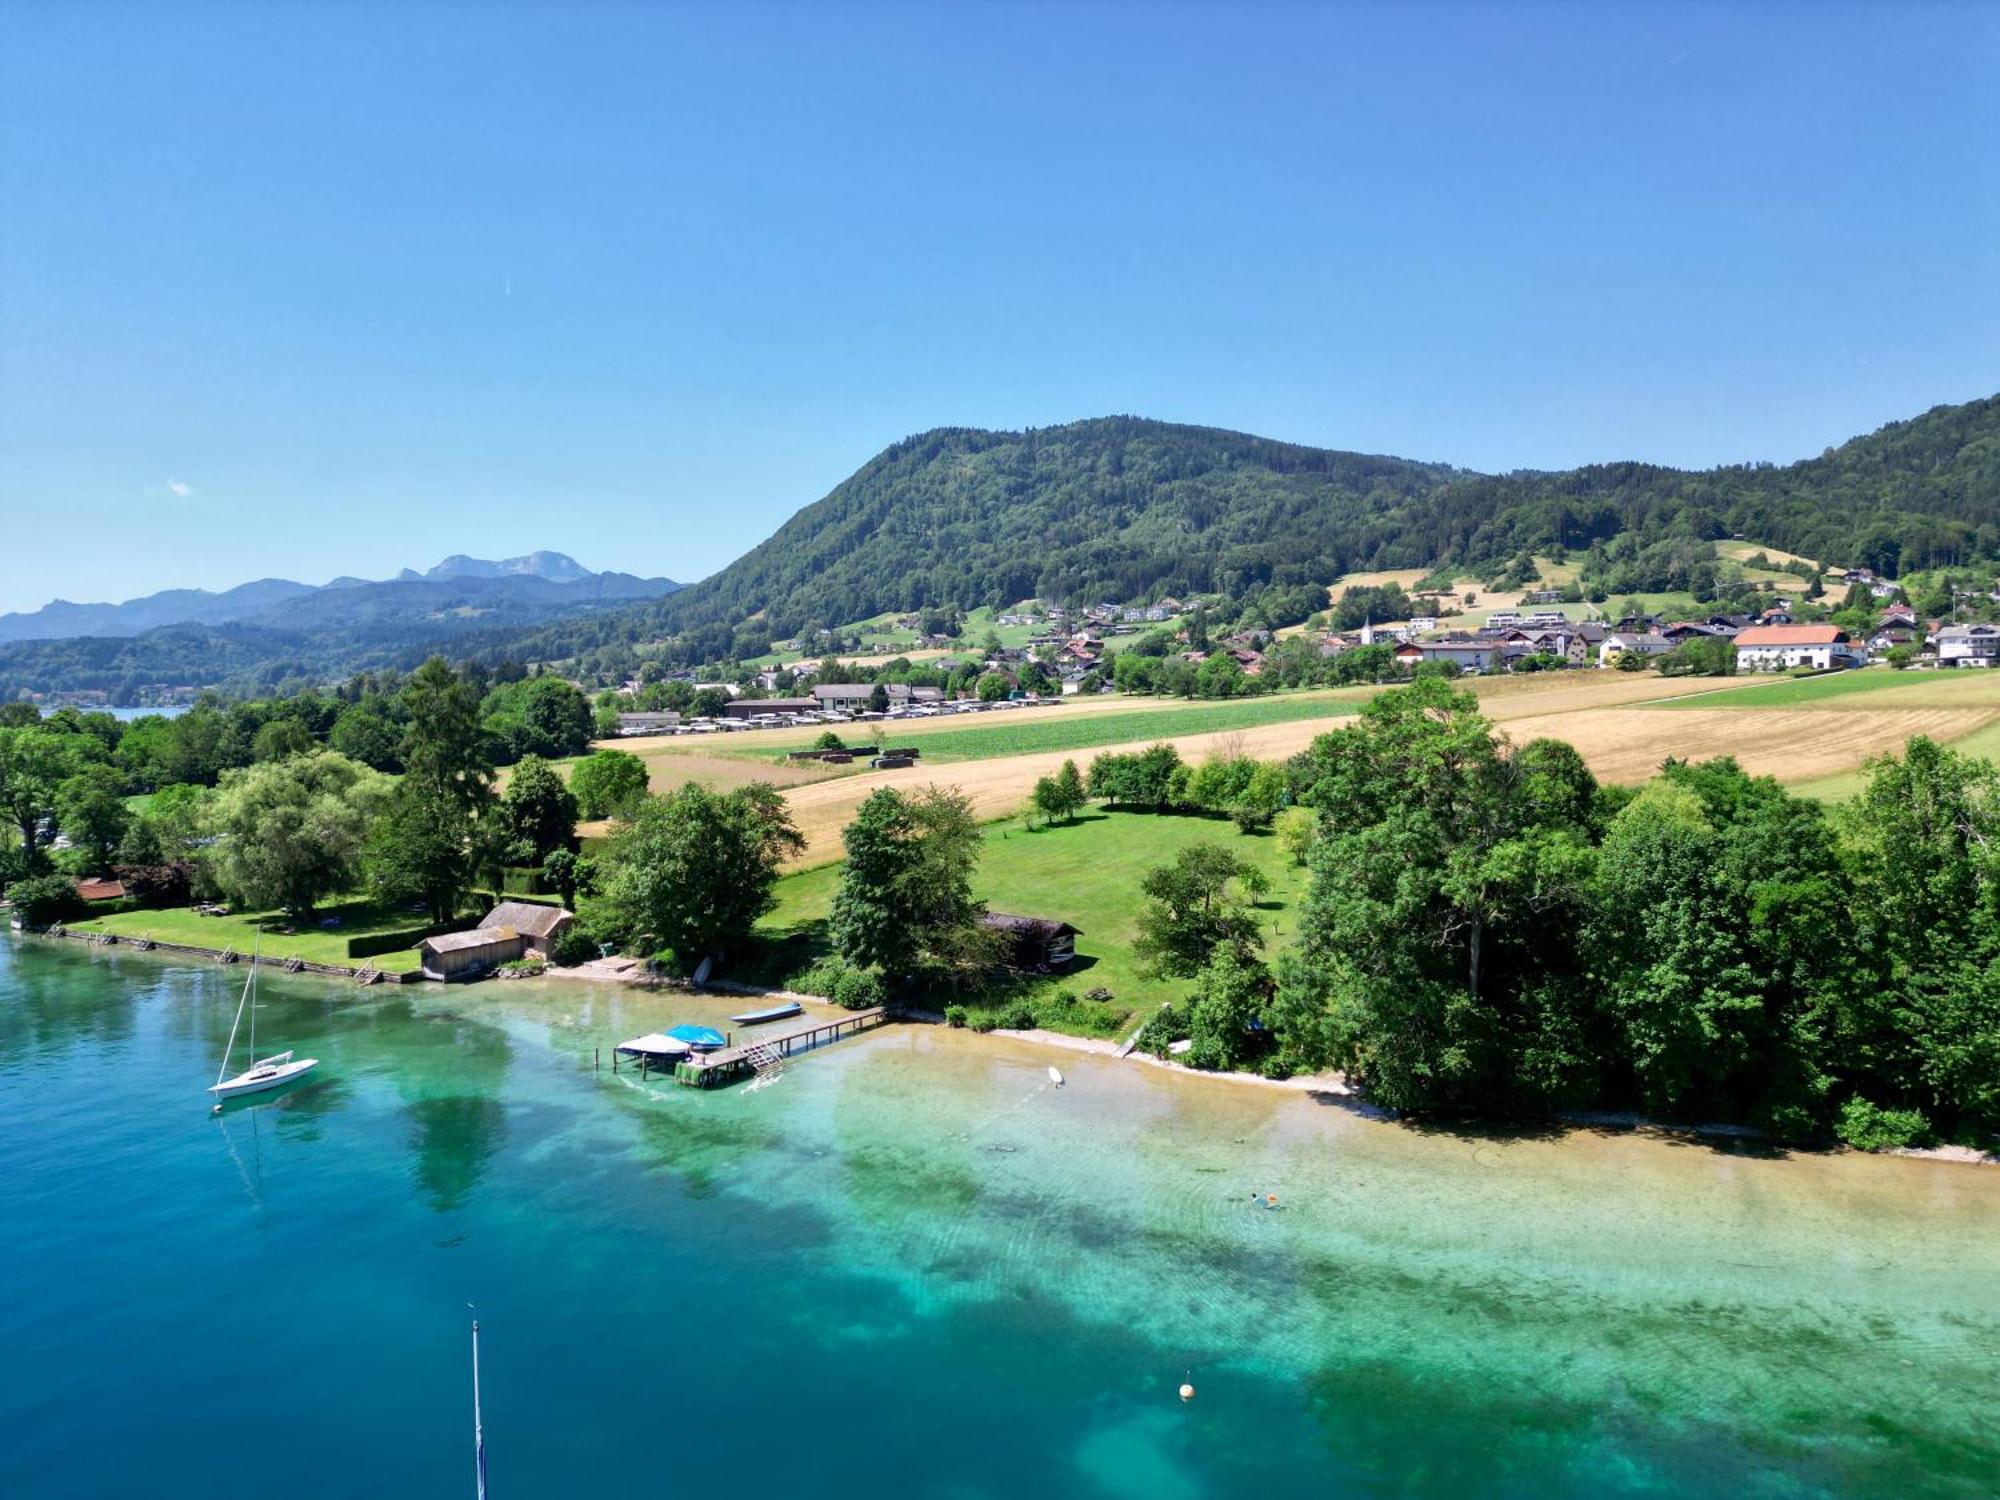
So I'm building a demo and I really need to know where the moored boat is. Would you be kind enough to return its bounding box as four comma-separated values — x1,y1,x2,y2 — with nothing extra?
208,942,318,1103
666,1023,727,1052
729,1001,803,1025
615,1032,692,1061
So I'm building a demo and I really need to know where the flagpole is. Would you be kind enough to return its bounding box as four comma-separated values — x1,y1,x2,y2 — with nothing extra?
471,1313,488,1499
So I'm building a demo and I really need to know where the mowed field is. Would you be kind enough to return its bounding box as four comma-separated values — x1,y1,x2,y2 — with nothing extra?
578,668,2000,860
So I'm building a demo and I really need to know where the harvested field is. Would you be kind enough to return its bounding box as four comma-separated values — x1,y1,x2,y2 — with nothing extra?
1498,705,2000,786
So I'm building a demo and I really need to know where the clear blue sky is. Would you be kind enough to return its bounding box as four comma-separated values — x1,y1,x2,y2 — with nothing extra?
2,1,1994,614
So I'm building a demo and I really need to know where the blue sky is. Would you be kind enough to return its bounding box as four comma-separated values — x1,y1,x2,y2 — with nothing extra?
2,1,1994,614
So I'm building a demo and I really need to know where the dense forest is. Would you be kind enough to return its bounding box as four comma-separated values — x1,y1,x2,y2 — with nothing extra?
7,394,1997,696
511,393,2000,672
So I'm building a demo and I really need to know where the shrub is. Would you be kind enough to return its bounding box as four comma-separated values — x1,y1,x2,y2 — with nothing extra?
812,730,847,751
832,964,887,1010
1135,1001,1189,1058
548,925,598,967
5,873,82,926
943,1004,969,1029
996,998,1038,1031
786,957,849,1000
1837,1097,1931,1151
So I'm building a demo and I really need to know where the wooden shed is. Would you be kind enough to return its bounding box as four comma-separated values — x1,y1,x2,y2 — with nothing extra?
479,900,574,957
419,927,524,981
981,913,1081,971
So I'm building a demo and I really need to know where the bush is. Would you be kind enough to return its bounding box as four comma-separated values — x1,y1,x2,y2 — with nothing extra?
996,998,1038,1030
1837,1097,1931,1151
832,965,887,1010
943,1004,969,1029
346,916,477,960
786,955,887,1008
5,873,82,926
1135,1001,1189,1058
548,925,598,967
812,730,847,751
786,956,849,1000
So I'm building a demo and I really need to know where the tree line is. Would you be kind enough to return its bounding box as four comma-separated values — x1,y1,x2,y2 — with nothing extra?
1125,678,1997,1151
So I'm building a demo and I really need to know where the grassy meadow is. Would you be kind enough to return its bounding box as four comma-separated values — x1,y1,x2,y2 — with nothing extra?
754,808,1308,1035
68,897,435,972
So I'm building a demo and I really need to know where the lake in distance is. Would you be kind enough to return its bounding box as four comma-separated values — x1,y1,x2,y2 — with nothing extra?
1,935,1995,1499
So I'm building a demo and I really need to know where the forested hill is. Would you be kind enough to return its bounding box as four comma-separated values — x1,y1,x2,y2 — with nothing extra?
519,395,2000,666
1426,394,2000,574
590,417,1469,657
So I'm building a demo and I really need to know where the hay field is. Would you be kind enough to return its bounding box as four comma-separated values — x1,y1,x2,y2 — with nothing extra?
1500,705,2000,786
769,676,1776,865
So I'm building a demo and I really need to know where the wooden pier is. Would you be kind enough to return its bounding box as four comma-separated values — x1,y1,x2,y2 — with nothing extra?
673,1007,891,1088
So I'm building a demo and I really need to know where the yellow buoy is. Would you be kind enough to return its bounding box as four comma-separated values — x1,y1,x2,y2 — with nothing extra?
1179,1383,1195,1402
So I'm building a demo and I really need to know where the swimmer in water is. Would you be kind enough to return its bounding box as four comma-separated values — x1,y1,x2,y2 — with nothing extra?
1265,1193,1279,1210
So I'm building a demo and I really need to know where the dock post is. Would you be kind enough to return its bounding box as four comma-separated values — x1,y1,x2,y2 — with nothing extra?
594,1046,600,1072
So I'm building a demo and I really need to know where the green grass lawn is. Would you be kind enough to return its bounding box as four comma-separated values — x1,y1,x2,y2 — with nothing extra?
719,690,1365,770
1651,668,1925,709
753,808,1309,1036
68,897,437,972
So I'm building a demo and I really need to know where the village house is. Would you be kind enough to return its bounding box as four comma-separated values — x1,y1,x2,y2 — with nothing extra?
1935,623,2000,667
1395,640,1506,672
1733,624,1862,672
1597,632,1675,667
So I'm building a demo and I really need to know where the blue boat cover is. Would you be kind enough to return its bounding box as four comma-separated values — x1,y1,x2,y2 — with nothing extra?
666,1024,727,1047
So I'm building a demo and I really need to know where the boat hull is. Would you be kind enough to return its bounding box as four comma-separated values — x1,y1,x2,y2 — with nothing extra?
730,1002,803,1025
209,1058,319,1098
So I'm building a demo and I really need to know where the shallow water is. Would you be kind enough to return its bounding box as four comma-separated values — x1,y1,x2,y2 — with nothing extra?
2,937,1996,1498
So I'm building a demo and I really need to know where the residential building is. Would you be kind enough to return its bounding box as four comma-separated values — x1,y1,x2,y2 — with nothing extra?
1936,623,2000,667
1597,632,1675,667
1733,624,1862,671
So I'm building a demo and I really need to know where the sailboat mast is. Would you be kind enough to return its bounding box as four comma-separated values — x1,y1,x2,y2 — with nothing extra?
247,935,259,1058
214,962,255,1090
472,1317,488,1499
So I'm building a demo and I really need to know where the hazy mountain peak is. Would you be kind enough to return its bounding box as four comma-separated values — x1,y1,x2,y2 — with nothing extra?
423,551,594,583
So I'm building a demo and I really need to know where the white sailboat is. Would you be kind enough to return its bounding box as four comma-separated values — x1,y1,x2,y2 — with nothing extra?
209,942,318,1101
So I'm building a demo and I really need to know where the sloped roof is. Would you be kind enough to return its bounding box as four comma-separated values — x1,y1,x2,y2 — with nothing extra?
423,928,519,955
982,912,1081,940
480,901,573,938
1734,625,1846,646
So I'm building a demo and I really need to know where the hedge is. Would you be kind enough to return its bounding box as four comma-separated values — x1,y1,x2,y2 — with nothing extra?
346,916,478,960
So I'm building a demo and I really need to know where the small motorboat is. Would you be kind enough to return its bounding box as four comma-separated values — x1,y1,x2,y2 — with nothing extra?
729,1001,803,1026
666,1024,728,1052
211,1049,319,1099
616,1032,692,1061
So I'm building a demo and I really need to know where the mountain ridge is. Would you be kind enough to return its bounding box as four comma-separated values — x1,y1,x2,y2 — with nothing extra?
0,552,677,645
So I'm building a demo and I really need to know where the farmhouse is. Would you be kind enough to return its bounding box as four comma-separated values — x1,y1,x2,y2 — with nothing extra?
981,913,1081,971
1733,624,1862,672
1936,623,2000,667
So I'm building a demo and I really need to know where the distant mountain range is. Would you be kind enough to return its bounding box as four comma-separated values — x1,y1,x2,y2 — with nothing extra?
0,552,676,645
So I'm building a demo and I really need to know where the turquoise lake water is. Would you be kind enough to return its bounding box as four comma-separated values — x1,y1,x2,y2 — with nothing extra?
2,935,1997,1498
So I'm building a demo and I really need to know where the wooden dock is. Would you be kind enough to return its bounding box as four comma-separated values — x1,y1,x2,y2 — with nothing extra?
673,1007,891,1087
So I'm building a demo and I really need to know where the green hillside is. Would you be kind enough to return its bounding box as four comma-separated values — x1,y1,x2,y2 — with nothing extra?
517,395,2000,673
